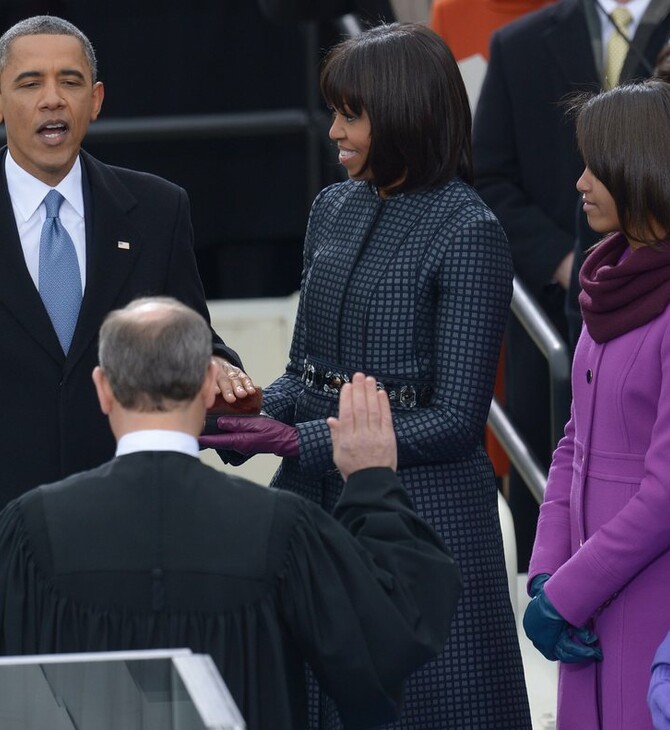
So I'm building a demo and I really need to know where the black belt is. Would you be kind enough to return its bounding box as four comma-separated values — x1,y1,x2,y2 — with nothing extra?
301,360,432,409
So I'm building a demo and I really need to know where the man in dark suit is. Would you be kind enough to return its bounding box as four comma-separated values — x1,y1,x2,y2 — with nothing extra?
0,296,462,730
472,0,670,570
0,15,258,506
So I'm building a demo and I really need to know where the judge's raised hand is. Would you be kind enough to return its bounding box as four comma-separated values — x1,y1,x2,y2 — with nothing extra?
327,372,397,481
212,356,262,413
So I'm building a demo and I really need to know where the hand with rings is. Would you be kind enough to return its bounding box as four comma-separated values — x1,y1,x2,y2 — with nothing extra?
211,357,262,414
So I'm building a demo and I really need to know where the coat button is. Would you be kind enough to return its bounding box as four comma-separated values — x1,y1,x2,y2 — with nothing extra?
586,369,593,384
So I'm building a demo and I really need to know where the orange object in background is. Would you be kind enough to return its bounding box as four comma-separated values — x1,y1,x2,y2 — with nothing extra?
485,348,509,479
431,0,555,62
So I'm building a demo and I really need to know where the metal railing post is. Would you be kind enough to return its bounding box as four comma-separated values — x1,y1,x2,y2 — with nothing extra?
486,277,572,503
510,278,571,451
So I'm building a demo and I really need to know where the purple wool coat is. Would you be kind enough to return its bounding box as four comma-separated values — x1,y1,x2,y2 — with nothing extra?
529,301,670,729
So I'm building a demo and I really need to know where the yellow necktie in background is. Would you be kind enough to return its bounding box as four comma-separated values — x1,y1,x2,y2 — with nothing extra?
605,6,633,89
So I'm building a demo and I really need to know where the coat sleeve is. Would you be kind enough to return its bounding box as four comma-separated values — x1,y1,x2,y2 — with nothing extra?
545,322,670,627
472,31,575,293
388,210,512,469
527,402,576,587
278,467,461,729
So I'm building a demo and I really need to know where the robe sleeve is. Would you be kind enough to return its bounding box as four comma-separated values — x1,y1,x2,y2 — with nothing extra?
0,500,38,654
278,467,461,729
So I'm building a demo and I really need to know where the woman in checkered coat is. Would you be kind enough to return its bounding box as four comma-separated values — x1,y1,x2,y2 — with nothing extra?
215,23,531,730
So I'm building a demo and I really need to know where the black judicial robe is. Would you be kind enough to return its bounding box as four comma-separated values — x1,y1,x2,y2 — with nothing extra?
0,452,461,730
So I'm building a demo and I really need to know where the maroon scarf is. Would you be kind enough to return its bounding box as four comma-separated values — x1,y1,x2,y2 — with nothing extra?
579,232,670,343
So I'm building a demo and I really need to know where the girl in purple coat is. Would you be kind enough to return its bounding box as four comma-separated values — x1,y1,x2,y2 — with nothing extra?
523,79,670,729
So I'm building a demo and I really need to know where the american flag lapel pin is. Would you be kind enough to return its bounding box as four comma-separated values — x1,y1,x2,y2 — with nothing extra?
117,241,131,250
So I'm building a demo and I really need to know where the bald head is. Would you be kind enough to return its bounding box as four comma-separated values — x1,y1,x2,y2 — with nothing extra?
98,297,212,412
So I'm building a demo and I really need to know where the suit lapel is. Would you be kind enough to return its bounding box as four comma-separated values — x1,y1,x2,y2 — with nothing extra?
66,150,140,371
621,0,670,81
0,148,66,363
543,0,600,90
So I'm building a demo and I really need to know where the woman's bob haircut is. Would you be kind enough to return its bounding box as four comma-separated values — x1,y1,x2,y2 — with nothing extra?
320,22,473,194
575,79,670,246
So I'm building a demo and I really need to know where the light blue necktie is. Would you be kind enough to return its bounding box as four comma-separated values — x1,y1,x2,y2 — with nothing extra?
39,190,82,354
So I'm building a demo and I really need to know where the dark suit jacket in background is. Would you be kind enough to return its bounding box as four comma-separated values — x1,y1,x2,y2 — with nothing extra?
0,451,461,730
0,148,240,506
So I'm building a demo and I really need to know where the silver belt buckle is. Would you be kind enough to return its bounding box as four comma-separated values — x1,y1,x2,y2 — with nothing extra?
304,362,316,388
399,385,417,408
324,370,350,394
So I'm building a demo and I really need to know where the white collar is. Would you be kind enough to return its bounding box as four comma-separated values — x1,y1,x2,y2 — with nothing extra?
596,0,652,28
4,150,84,222
115,430,200,458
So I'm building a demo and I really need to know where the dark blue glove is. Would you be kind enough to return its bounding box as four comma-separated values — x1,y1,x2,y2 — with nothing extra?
529,573,551,598
523,586,603,664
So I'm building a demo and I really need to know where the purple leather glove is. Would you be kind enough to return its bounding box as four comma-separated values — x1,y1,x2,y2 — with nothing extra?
198,415,299,458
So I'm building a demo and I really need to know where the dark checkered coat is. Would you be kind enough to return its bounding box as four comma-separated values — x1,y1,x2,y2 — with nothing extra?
262,179,531,729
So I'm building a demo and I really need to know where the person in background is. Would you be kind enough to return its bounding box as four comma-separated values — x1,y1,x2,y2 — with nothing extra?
205,22,531,730
473,0,670,571
524,80,670,730
0,296,462,730
0,15,257,507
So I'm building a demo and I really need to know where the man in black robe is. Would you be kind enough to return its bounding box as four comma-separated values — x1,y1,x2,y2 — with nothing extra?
0,296,461,730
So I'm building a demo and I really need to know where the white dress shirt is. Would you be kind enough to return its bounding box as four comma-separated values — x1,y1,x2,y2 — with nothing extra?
597,0,653,59
5,150,87,292
115,430,200,458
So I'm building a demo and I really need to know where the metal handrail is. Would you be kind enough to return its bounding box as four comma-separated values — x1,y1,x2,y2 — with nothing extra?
510,277,571,451
487,397,547,505
486,277,572,502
